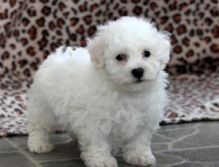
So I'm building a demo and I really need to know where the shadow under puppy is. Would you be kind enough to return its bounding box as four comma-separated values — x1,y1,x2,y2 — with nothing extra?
27,16,171,167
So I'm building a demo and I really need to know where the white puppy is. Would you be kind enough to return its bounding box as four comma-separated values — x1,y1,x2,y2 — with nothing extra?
27,16,170,167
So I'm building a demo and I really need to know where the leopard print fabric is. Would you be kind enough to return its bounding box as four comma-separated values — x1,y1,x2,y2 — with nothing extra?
0,0,108,79
0,0,218,78
0,0,219,136
164,70,219,124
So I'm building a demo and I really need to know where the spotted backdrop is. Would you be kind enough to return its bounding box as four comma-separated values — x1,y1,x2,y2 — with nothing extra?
0,0,219,136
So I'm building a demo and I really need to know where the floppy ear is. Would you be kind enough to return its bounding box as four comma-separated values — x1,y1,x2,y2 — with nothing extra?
158,32,171,69
87,36,105,68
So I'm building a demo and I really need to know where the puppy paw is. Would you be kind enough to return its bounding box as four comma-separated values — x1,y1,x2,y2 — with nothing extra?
123,151,156,166
28,140,54,153
84,156,118,167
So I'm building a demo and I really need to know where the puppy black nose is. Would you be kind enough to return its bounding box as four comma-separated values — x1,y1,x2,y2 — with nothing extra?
131,67,144,79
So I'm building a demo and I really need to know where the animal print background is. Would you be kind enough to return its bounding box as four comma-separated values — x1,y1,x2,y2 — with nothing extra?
0,0,219,136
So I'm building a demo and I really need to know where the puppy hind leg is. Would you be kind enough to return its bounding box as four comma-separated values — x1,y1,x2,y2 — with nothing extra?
27,103,55,153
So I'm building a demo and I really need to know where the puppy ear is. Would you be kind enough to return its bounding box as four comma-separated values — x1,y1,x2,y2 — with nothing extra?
87,36,105,68
158,32,171,69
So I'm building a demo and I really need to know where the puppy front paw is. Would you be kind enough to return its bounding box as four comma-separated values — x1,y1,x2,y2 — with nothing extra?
123,151,156,166
83,155,118,167
28,139,54,153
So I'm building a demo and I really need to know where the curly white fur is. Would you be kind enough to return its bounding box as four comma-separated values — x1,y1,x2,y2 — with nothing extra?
27,16,171,167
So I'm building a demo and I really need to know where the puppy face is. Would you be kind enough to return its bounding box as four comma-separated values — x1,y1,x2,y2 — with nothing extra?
88,17,171,91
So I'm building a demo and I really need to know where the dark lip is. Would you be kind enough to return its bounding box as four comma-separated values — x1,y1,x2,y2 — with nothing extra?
135,79,144,83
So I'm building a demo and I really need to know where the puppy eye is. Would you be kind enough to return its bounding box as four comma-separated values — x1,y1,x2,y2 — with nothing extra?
116,54,127,61
143,50,151,58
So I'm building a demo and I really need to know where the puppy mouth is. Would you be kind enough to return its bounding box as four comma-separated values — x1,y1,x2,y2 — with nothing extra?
121,79,144,86
135,79,144,83
133,78,156,84
121,79,148,86
134,78,147,84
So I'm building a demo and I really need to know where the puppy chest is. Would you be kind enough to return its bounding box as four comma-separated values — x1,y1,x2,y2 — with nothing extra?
111,110,146,140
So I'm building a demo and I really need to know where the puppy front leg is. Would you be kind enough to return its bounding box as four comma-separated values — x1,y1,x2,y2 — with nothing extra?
78,131,118,167
123,130,155,166
28,129,54,153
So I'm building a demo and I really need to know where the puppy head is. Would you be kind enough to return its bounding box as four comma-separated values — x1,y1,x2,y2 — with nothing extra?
88,16,171,91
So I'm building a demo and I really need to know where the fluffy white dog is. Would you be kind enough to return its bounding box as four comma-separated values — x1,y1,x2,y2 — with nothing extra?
27,16,170,167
